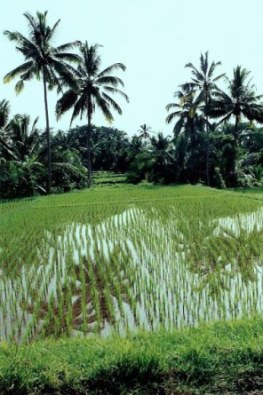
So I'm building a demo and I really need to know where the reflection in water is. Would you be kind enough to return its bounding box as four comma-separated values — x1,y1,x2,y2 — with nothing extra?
0,207,263,342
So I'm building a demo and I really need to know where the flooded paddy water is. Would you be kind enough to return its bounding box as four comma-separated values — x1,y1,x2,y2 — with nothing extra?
0,188,263,342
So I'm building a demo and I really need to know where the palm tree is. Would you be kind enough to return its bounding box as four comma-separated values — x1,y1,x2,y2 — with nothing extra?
209,66,263,186
182,51,225,185
149,132,174,183
0,100,10,130
5,114,41,161
166,86,204,146
138,124,152,140
166,87,207,184
211,66,263,143
56,41,129,187
0,113,45,196
150,132,173,164
3,11,80,194
0,100,11,156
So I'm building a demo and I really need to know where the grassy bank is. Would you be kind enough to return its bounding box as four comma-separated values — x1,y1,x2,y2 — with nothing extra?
0,316,263,394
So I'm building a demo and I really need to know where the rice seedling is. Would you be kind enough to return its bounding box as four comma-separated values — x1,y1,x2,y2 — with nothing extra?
0,184,263,343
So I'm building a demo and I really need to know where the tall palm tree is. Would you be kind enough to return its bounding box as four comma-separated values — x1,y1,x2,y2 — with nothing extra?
3,11,80,194
166,88,207,182
182,51,225,185
56,41,129,187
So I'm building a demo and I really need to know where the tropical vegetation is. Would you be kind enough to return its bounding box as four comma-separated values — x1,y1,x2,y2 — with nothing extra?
4,11,80,194
1,30,263,197
1,9,263,395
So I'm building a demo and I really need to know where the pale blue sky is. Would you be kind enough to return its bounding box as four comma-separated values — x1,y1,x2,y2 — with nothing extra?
1,0,263,135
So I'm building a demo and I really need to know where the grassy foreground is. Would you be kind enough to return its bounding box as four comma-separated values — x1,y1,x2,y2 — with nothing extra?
0,316,263,394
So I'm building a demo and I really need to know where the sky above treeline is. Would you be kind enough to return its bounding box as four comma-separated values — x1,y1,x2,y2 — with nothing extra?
1,0,263,136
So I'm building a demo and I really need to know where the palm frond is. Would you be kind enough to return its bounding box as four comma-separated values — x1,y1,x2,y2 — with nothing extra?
102,93,122,115
94,94,114,122
54,52,80,64
70,94,88,124
15,80,25,94
56,89,78,119
208,60,222,78
46,18,61,41
103,86,129,102
213,73,225,82
98,63,126,78
56,41,81,52
97,75,125,87
3,61,33,83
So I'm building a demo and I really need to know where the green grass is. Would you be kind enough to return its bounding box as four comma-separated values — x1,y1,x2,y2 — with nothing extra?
93,171,127,186
233,186,263,200
0,315,263,394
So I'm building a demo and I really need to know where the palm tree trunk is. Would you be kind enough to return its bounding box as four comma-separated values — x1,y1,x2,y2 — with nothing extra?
206,128,210,186
232,115,239,187
234,115,239,145
87,109,92,187
43,71,51,194
205,92,210,186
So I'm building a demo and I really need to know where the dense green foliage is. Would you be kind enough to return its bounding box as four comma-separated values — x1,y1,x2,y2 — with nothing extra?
1,110,263,198
0,102,87,197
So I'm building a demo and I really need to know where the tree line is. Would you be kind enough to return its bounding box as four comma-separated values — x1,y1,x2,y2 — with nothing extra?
0,11,263,198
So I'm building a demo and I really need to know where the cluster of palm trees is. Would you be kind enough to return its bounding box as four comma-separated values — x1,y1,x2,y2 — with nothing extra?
0,99,88,197
166,52,263,186
1,10,263,198
2,11,128,193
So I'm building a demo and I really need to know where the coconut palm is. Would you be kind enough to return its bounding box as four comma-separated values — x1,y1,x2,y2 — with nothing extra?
150,132,173,164
3,11,80,193
209,66,263,186
0,100,10,130
56,41,129,187
211,66,263,143
0,114,45,196
5,114,41,161
0,100,11,156
166,86,205,147
138,124,152,140
182,51,225,185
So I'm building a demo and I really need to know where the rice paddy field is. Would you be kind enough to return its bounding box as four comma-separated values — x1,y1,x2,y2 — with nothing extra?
1,184,263,344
